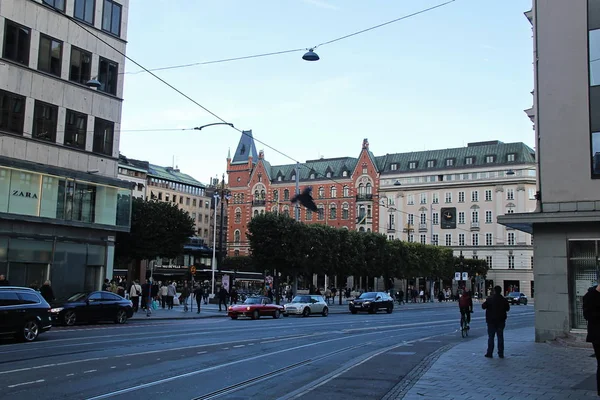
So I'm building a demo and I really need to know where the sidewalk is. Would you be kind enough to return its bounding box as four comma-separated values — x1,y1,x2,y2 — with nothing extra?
395,326,597,400
130,299,462,320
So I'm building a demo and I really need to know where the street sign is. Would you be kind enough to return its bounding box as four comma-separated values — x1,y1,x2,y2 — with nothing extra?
190,266,196,274
454,272,461,281
462,272,469,280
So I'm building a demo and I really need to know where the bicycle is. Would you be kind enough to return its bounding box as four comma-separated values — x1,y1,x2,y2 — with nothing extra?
460,312,470,338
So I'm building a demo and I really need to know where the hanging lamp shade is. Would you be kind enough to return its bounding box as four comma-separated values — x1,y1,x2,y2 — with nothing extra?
302,49,320,61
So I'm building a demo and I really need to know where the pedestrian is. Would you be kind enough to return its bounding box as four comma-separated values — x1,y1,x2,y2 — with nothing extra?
218,286,228,311
482,285,510,358
40,280,55,303
398,290,404,305
181,283,190,312
583,282,600,397
194,285,203,314
160,284,168,309
0,274,10,286
102,279,110,291
141,280,152,317
230,286,238,305
129,280,142,312
167,281,176,309
324,287,332,305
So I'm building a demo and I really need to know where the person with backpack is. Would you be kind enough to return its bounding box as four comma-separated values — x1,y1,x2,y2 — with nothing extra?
129,280,142,312
459,290,474,329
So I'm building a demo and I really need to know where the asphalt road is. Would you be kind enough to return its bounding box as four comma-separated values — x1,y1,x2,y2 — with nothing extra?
0,303,534,400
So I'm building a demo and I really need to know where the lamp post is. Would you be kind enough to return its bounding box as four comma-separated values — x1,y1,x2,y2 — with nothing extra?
211,193,219,296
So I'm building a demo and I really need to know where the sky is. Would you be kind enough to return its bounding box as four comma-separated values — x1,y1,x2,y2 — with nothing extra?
119,0,534,185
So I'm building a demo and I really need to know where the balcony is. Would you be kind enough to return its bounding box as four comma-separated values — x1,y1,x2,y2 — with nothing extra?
356,194,373,201
471,221,480,230
252,199,266,206
418,223,427,232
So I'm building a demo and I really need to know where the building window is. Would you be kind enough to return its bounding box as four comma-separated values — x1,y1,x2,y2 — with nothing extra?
444,192,452,203
391,163,398,171
472,233,479,246
445,234,452,246
38,35,63,77
419,213,426,225
69,47,92,85
342,186,349,197
326,171,332,178
102,0,122,36
93,118,114,156
508,232,515,245
407,213,414,225
284,189,289,201
485,210,492,223
3,20,31,66
507,153,515,162
507,206,515,214
508,255,515,269
98,57,118,95
0,90,26,134
330,204,337,219
317,205,324,220
485,189,492,201
407,194,414,205
186,197,190,206
234,208,241,223
318,187,324,199
74,0,95,24
471,191,479,202
506,189,514,200
458,191,465,203
408,161,417,169
64,110,87,149
234,230,240,244
32,101,58,142
486,233,493,246
277,176,282,182
43,0,65,11
342,170,348,177
486,256,493,269
432,212,439,225
432,193,439,204
471,210,479,223
342,203,349,219
432,234,439,245
426,160,435,168
458,211,465,224
419,234,426,244
273,190,279,201
458,233,465,246
465,157,474,165
331,187,337,198
309,173,315,179
445,158,454,167
305,209,312,221
420,193,427,204
531,256,534,269
485,155,495,163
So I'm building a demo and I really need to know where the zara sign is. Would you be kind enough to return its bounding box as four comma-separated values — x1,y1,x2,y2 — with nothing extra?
12,190,38,199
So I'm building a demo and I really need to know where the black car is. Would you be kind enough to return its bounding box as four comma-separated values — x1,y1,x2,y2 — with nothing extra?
506,292,528,305
349,292,394,314
51,291,133,326
0,287,52,342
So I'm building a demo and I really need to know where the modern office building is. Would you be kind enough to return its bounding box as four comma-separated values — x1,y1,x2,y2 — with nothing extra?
378,141,537,297
0,0,131,296
499,0,600,342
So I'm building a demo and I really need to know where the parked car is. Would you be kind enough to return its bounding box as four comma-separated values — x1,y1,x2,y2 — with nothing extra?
506,292,528,305
228,296,284,320
0,287,52,342
349,292,394,314
50,291,133,326
283,295,328,317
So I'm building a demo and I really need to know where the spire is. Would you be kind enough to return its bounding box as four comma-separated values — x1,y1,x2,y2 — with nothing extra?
231,130,257,165
227,147,231,160
248,144,254,159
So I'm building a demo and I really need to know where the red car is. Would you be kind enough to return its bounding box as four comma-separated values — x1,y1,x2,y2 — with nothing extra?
228,296,284,320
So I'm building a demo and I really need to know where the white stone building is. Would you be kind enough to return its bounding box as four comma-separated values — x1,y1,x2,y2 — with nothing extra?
118,155,147,199
378,140,537,297
0,0,131,295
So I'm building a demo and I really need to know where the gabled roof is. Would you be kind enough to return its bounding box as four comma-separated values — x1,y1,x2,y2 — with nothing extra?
148,164,205,188
375,141,535,174
231,130,258,165
271,157,358,182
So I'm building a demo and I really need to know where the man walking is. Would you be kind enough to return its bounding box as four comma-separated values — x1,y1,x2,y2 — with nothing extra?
0,274,9,286
129,280,141,312
194,285,203,314
482,285,510,358
218,286,228,311
583,282,600,397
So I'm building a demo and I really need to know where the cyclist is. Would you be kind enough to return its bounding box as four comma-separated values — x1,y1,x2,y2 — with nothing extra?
459,289,473,329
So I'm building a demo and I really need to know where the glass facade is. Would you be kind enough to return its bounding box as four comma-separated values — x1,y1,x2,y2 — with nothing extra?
0,166,130,227
590,0,600,175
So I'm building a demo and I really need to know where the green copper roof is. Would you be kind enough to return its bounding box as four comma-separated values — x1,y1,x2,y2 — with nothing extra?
148,164,205,188
270,157,358,182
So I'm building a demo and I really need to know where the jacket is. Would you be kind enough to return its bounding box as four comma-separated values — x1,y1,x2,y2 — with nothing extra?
459,294,472,310
583,286,600,342
167,284,177,297
482,293,510,324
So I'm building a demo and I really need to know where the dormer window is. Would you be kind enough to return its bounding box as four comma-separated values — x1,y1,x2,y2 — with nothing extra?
240,145,245,155
310,173,315,179
426,160,436,168
277,176,282,182
409,161,418,169
342,170,348,177
465,157,474,165
485,155,495,163
326,171,332,178
507,153,516,162
291,174,296,181
445,158,455,167
390,163,398,171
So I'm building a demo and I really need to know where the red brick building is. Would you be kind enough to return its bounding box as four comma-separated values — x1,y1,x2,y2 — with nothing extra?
226,131,380,256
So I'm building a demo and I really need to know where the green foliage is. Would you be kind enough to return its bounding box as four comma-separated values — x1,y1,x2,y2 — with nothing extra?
455,256,490,277
115,198,195,262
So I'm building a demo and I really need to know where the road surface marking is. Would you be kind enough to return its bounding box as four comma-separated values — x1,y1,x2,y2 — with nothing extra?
66,373,75,377
126,364,131,366
221,347,229,350
110,367,116,369
197,351,207,355
233,345,245,348
83,370,97,374
8,379,45,388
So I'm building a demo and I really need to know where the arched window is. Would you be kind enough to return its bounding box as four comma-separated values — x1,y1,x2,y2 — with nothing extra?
318,187,325,199
306,209,312,221
366,183,372,195
358,184,365,195
254,190,259,199
284,189,290,201
253,210,259,217
330,186,337,198
271,205,278,213
235,207,241,223
260,190,266,199
342,203,349,219
234,230,241,244
318,205,324,220
359,227,365,232
240,194,245,204
330,204,337,219
283,206,290,217
273,190,279,201
234,250,240,256
343,185,349,197
260,209,264,215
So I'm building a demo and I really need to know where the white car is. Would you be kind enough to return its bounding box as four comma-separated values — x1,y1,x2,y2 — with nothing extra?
283,295,328,317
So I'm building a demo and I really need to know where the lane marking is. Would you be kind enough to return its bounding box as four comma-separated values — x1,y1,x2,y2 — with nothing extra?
221,348,229,350
233,345,245,348
197,351,207,355
8,379,44,388
66,373,75,377
83,370,97,374
110,367,116,369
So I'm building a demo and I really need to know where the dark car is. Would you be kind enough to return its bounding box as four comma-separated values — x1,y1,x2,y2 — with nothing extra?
51,291,133,326
349,292,394,314
506,292,528,305
0,287,52,342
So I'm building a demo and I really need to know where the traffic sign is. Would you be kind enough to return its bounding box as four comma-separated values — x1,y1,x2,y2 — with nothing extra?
462,272,469,280
190,266,196,274
454,272,461,281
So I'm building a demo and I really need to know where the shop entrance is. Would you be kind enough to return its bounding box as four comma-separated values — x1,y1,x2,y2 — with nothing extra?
568,240,600,330
7,263,49,289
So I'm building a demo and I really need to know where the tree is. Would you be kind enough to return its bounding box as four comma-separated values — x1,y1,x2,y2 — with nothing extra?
115,198,195,263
